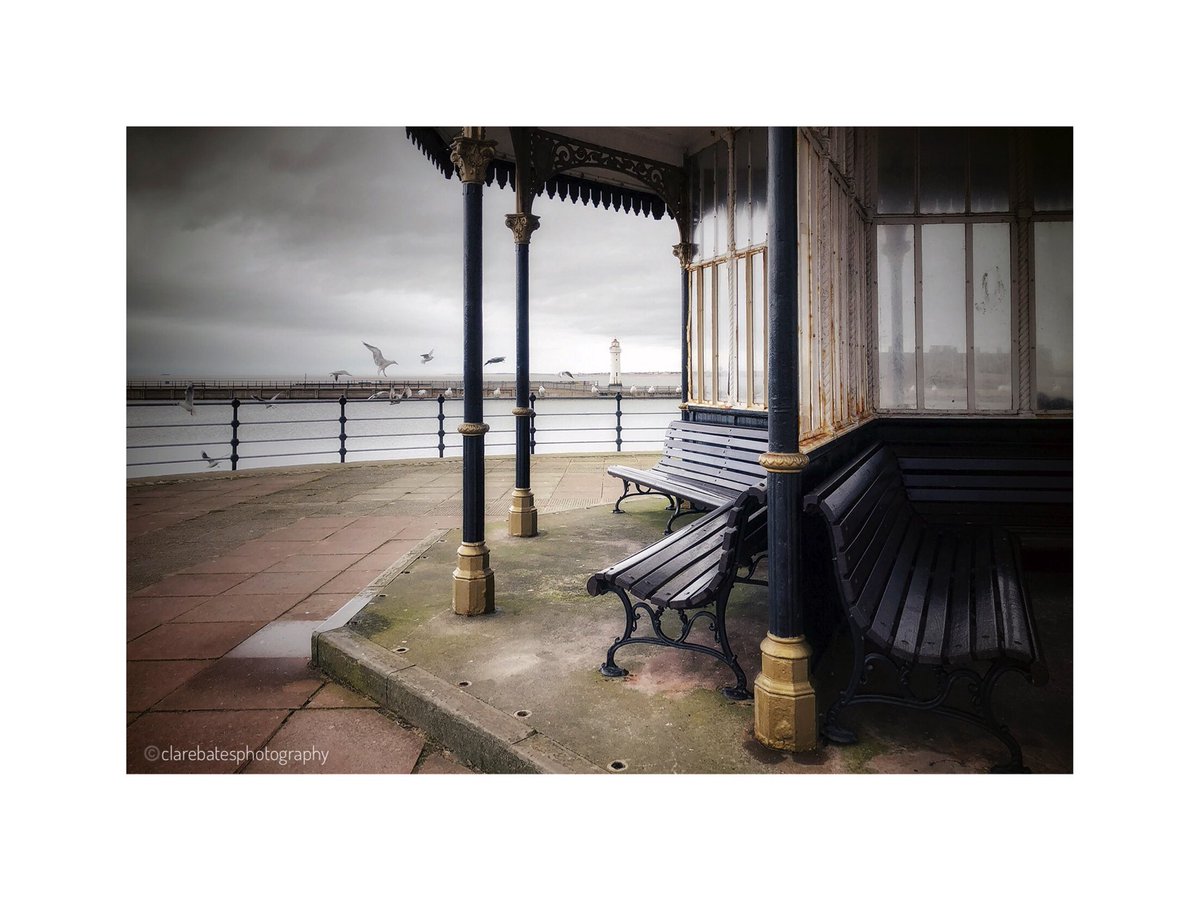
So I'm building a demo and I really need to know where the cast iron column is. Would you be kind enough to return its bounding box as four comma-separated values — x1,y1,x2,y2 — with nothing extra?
506,213,539,536
450,128,496,615
673,242,695,419
753,126,818,752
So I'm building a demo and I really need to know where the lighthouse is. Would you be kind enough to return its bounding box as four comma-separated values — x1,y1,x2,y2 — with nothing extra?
608,338,623,390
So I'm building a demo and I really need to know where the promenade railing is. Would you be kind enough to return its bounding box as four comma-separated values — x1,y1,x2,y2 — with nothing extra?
127,392,679,477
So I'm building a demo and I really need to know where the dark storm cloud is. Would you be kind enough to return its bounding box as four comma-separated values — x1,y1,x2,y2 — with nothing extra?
127,127,681,378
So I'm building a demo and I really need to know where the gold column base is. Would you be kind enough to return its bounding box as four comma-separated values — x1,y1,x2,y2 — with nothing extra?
507,488,538,537
452,541,495,616
753,633,819,751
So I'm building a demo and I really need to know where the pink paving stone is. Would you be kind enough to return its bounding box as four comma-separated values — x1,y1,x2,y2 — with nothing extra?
313,569,378,596
132,571,253,598
127,660,214,712
263,524,346,542
307,532,394,555
347,540,421,571
242,709,424,774
414,751,475,774
220,569,337,596
127,710,290,774
265,553,362,573
230,537,315,558
153,657,324,711
304,682,379,709
126,621,269,660
177,555,283,575
173,593,310,623
279,594,353,621
127,513,197,538
128,596,214,640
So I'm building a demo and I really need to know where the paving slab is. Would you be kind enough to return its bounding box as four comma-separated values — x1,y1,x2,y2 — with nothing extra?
244,708,425,773
127,621,270,661
127,710,290,773
127,660,214,712
154,657,323,710
226,620,325,658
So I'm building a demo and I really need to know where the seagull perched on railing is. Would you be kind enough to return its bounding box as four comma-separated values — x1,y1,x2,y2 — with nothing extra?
493,387,502,397
420,349,434,364
485,356,505,365
330,370,351,381
591,385,599,395
417,388,428,396
363,341,397,377
179,384,196,415
647,386,656,394
538,385,546,397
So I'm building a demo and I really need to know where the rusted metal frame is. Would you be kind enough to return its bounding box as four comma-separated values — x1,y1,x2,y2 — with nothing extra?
530,129,686,223
726,129,738,407
966,221,976,413
799,134,815,439
820,158,835,436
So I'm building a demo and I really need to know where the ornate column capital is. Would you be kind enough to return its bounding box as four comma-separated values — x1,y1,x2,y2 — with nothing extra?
758,451,810,473
450,130,497,185
672,242,698,268
505,213,541,245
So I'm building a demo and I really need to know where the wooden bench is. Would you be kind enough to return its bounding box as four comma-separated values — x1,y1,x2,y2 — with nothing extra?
588,485,766,700
803,443,1051,772
608,420,769,533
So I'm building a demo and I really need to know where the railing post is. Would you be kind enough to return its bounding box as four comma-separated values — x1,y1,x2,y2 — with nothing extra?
338,394,348,463
529,391,537,455
437,394,446,458
230,397,240,471
615,392,623,452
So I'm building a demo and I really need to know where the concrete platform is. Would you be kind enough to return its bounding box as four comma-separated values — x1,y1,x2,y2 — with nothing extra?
315,496,1073,774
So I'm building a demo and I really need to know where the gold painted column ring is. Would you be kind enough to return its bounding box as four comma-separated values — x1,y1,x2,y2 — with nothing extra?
457,422,490,436
757,451,810,472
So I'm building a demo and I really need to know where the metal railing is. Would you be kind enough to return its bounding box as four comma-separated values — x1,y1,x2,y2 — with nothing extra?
127,392,676,476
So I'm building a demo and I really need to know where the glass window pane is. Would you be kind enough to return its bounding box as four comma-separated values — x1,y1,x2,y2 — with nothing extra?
1033,127,1072,211
877,127,915,214
972,224,1013,409
736,256,749,406
1035,222,1073,409
876,224,916,408
735,131,750,251
699,144,716,261
691,157,704,264
970,127,1009,213
690,269,703,402
715,261,732,403
919,128,967,214
752,251,766,406
921,224,967,409
701,267,713,403
715,140,729,258
750,128,767,246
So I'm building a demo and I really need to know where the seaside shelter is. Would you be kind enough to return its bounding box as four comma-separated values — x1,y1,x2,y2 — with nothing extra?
398,125,1072,757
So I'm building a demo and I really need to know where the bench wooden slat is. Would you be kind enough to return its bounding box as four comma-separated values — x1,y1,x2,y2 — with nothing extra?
849,506,918,630
621,527,730,599
992,529,1034,664
889,530,939,660
946,534,974,663
899,456,1072,473
905,474,1072,490
918,532,957,663
908,488,1073,504
972,530,1000,658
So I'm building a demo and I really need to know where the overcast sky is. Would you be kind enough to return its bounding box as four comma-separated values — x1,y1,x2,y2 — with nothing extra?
127,127,682,380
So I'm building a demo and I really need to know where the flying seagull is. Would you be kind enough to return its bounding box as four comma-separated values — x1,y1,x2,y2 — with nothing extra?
178,383,195,415
363,341,397,377
252,392,282,409
201,451,221,469
558,370,575,380
330,370,351,381
485,356,505,365
420,349,434,364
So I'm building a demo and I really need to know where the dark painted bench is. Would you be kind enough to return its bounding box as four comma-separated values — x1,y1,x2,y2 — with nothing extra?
608,420,769,533
588,485,766,700
804,443,1051,772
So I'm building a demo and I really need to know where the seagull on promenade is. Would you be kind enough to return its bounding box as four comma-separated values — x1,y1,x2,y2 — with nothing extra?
485,356,505,365
591,385,599,395
420,349,434,364
558,370,575,380
330,370,351,381
493,387,502,397
363,342,397,377
417,389,428,396
201,451,221,469
179,384,195,415
647,386,656,394
538,385,546,397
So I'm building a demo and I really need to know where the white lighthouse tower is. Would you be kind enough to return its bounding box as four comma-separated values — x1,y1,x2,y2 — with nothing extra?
608,338,623,390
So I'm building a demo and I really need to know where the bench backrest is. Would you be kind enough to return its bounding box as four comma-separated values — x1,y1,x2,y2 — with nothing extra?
654,420,769,493
803,444,916,629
